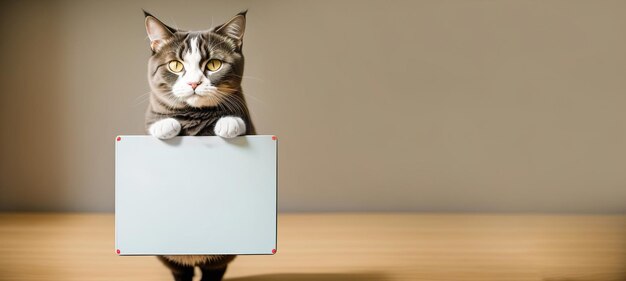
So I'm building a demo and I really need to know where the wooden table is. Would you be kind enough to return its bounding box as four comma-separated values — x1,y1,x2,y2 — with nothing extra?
0,213,624,281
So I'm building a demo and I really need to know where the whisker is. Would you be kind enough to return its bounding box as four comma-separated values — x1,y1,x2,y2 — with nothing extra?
241,92,266,105
134,91,151,100
232,74,266,82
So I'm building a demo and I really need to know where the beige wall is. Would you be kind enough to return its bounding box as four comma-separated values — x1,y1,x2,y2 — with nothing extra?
1,0,625,212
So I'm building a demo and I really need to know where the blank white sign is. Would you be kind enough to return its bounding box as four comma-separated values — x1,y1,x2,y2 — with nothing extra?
115,135,277,256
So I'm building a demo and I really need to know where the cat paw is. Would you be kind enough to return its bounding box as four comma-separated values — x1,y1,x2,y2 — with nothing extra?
214,116,246,138
149,118,181,139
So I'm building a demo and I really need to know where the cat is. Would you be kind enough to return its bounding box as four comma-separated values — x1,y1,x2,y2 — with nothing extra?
143,10,255,281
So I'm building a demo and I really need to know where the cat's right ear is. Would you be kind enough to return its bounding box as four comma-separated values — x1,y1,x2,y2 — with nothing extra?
144,11,175,52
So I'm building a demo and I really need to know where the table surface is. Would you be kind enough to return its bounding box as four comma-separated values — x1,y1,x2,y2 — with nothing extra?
0,213,625,281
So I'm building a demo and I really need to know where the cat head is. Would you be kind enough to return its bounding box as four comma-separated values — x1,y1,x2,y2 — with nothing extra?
144,11,246,109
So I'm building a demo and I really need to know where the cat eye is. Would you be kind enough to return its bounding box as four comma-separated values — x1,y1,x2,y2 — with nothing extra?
206,59,222,71
168,60,184,73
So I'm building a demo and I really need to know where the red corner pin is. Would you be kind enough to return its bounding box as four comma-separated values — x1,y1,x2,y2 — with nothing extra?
271,249,277,254
116,249,120,254
116,136,121,142
272,136,277,141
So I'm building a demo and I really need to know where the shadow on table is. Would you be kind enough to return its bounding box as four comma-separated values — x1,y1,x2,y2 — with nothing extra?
227,272,389,281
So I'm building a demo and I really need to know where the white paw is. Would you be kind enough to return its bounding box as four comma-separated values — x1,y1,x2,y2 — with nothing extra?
149,118,181,139
214,116,246,138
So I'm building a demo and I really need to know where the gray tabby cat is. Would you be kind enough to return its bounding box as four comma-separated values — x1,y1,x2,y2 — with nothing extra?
143,11,255,281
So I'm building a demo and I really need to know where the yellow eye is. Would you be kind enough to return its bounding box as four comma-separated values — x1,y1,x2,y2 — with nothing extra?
206,59,222,71
168,60,184,73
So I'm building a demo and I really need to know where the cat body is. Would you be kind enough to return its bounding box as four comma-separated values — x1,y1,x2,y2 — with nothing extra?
146,96,255,137
143,10,254,281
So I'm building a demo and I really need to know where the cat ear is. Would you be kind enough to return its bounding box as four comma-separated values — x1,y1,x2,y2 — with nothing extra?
143,11,175,51
215,11,247,47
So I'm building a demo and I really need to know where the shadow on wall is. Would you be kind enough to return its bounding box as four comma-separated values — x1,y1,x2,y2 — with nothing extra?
227,272,390,281
0,0,69,211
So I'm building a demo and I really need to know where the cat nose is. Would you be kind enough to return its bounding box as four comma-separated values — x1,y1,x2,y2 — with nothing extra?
188,82,201,90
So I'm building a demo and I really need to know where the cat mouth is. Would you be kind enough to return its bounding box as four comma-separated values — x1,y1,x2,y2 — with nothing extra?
184,93,222,108
193,88,219,96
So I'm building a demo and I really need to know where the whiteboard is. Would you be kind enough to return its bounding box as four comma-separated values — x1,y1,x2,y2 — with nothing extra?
115,135,277,256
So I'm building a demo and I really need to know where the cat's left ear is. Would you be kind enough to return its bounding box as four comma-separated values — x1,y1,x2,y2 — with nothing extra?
215,11,247,48
144,10,176,52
